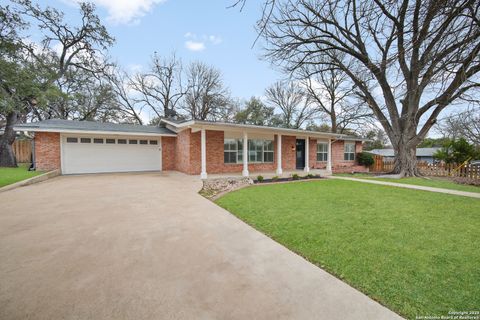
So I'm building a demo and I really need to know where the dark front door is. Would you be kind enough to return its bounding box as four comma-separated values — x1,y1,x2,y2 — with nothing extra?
296,139,305,169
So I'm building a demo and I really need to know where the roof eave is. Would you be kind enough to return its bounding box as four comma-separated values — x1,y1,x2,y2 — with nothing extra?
13,126,177,137
160,119,368,141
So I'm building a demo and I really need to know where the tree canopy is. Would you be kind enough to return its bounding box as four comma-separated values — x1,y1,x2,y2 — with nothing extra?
257,0,480,176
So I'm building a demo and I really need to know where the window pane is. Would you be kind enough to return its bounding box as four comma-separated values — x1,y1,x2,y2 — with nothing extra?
118,139,127,144
93,138,103,144
345,143,355,153
66,137,78,143
80,138,91,143
149,140,158,145
139,140,148,145
237,150,243,163
224,151,237,164
264,140,273,151
317,153,327,161
106,139,115,144
129,140,138,144
224,139,236,151
264,151,273,163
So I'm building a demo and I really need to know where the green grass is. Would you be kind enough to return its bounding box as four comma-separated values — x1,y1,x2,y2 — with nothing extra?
216,180,480,319
335,173,480,193
0,164,42,188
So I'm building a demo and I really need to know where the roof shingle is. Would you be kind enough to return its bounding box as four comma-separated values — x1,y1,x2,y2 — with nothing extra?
14,119,176,136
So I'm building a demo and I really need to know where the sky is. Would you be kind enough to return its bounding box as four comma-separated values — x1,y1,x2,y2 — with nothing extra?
37,0,283,102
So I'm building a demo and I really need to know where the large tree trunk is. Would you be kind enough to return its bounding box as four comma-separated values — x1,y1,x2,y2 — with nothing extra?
391,138,420,177
0,111,18,167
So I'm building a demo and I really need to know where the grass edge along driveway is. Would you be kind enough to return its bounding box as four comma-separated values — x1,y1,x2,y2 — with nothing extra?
216,179,480,319
0,164,41,188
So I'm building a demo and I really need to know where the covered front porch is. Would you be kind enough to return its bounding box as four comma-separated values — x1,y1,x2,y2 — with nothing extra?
197,127,334,180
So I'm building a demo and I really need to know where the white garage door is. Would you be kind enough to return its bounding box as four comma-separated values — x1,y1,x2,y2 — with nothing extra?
61,135,162,174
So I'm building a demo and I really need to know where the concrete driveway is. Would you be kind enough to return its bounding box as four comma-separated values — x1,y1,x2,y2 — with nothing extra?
0,172,402,320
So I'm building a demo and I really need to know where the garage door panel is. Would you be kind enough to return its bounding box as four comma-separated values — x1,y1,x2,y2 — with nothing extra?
62,136,161,174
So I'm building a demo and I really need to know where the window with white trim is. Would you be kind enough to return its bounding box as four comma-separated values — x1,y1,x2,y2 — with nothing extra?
317,142,328,161
344,142,355,161
248,139,274,163
263,140,274,162
248,139,263,162
224,138,273,164
224,139,243,164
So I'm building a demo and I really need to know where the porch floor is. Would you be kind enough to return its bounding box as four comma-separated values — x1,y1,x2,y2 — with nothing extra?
205,169,332,180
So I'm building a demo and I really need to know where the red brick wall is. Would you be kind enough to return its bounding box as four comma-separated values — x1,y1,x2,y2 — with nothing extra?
188,130,278,175
33,129,367,175
162,137,176,170
332,140,367,173
281,135,296,170
165,129,368,175
170,130,306,175
189,130,201,174
34,132,60,171
309,138,328,169
174,129,192,174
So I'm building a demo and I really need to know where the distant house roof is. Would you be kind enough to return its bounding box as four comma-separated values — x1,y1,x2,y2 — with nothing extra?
14,119,176,136
367,147,441,157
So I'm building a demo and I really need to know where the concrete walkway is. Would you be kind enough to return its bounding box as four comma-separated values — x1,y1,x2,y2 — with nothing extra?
0,172,402,320
331,176,480,199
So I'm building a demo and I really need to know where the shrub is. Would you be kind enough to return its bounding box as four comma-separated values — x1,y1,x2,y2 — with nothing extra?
434,138,480,164
272,176,279,181
306,173,315,178
357,152,375,166
452,177,480,186
292,173,300,180
257,175,264,182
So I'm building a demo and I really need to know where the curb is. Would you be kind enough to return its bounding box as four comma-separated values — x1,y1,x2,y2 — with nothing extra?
0,170,61,193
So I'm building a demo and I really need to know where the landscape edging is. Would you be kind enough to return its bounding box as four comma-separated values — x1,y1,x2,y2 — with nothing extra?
0,169,61,193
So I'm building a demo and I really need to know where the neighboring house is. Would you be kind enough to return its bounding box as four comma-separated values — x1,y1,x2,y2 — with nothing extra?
14,119,369,177
367,147,441,164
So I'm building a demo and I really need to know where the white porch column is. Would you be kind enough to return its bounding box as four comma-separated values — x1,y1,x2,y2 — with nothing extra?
200,128,207,179
304,137,310,172
276,134,283,175
327,138,332,172
242,131,249,177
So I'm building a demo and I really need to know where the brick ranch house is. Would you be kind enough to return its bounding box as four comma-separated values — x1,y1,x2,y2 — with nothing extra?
14,118,369,178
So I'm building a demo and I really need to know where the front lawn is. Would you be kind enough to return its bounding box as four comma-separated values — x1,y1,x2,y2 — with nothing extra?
0,164,42,188
336,173,480,193
216,179,480,319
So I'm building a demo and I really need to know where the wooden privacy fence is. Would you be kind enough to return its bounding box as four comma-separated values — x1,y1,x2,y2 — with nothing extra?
13,139,32,163
370,155,480,179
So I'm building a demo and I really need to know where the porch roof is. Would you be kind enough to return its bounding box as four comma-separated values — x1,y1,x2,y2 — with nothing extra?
161,119,368,141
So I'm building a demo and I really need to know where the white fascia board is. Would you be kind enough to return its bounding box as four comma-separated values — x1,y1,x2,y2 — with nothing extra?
161,119,195,128
189,122,341,139
161,118,367,141
12,127,177,137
